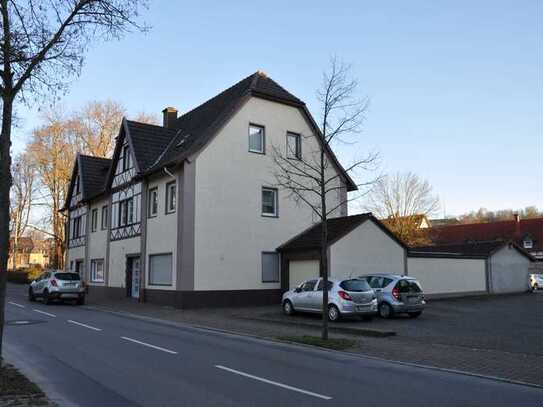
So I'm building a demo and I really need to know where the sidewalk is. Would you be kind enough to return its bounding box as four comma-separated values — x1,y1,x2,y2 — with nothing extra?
84,295,543,388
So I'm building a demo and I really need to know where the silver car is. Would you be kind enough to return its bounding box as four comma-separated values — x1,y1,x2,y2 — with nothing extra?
530,274,543,291
282,278,378,322
29,271,86,305
360,274,425,319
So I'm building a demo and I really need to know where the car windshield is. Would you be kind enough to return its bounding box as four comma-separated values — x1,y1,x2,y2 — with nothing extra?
55,273,80,281
340,279,371,292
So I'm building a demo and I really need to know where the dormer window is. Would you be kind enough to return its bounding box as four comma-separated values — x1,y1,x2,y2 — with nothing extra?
524,238,533,249
122,145,131,171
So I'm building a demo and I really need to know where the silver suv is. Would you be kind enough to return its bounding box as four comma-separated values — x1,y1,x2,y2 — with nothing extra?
29,271,86,305
360,274,425,318
282,278,378,321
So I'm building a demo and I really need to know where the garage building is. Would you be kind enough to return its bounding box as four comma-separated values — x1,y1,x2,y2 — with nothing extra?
278,214,534,297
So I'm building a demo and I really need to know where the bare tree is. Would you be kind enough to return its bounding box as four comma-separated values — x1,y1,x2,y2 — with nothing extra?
27,108,78,270
0,0,148,356
273,57,378,340
9,152,35,270
70,100,126,157
365,172,440,245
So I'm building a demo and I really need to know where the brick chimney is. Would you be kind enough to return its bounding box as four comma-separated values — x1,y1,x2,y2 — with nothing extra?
162,107,178,128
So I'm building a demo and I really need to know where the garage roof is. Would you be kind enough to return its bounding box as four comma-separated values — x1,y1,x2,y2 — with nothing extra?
277,213,408,252
409,241,534,261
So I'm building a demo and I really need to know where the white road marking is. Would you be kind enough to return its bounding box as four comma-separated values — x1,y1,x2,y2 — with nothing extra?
8,301,25,308
121,336,178,354
67,320,102,331
33,309,56,318
215,365,333,400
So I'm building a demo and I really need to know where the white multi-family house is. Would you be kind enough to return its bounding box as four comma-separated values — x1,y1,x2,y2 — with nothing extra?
63,72,356,307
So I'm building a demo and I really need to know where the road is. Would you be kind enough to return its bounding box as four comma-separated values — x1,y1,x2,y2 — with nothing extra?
3,284,543,407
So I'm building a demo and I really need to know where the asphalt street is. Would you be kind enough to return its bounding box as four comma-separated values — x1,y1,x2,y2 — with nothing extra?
4,284,543,407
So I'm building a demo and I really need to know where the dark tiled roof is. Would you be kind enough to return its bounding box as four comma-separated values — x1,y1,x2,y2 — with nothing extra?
125,120,178,171
408,241,506,259
79,155,112,200
9,237,34,252
409,240,535,261
152,71,304,170
277,213,407,252
424,218,543,252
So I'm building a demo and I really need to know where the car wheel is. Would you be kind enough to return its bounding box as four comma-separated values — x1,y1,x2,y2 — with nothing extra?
378,303,393,319
43,289,51,305
28,287,36,302
283,300,294,316
328,305,340,322
408,311,422,318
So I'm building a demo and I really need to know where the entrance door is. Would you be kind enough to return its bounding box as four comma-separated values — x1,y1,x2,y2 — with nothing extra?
126,256,141,299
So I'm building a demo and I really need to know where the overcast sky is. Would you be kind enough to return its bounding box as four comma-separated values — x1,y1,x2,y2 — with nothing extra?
11,0,542,217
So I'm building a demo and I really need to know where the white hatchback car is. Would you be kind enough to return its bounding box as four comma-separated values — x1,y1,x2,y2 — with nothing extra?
29,270,86,305
530,274,543,291
282,277,378,321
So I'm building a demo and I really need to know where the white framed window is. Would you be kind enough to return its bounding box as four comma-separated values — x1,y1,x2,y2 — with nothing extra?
249,124,265,154
118,198,134,227
91,209,98,232
262,187,278,217
101,205,108,230
122,145,131,171
149,253,173,286
90,259,105,283
72,216,82,238
74,175,80,194
524,239,533,249
262,252,280,283
286,132,302,159
166,181,176,214
149,187,158,217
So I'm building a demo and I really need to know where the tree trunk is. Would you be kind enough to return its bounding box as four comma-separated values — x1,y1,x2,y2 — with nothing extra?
320,144,329,341
0,96,14,356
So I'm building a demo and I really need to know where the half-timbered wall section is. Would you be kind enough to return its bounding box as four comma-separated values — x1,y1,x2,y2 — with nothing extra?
110,183,142,241
70,174,83,208
110,142,141,241
112,140,137,188
68,205,88,248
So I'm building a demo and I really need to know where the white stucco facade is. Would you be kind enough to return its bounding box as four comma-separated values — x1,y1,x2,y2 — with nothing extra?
145,175,178,290
192,97,345,291
329,220,406,280
407,257,487,295
87,197,109,285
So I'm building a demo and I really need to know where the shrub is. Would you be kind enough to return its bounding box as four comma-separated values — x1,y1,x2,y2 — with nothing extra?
27,264,43,281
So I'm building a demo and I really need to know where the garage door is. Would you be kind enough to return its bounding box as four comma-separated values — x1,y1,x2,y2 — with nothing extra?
289,260,319,289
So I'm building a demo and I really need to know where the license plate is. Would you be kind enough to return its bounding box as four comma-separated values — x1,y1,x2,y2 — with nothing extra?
61,293,78,298
408,297,419,304
356,305,368,311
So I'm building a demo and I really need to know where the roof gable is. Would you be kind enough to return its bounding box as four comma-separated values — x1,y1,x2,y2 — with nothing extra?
277,213,408,252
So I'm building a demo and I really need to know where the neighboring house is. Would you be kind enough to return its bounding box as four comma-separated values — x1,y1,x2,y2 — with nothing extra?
278,214,533,297
428,217,460,228
425,214,543,259
383,214,431,229
63,71,356,307
8,237,50,270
